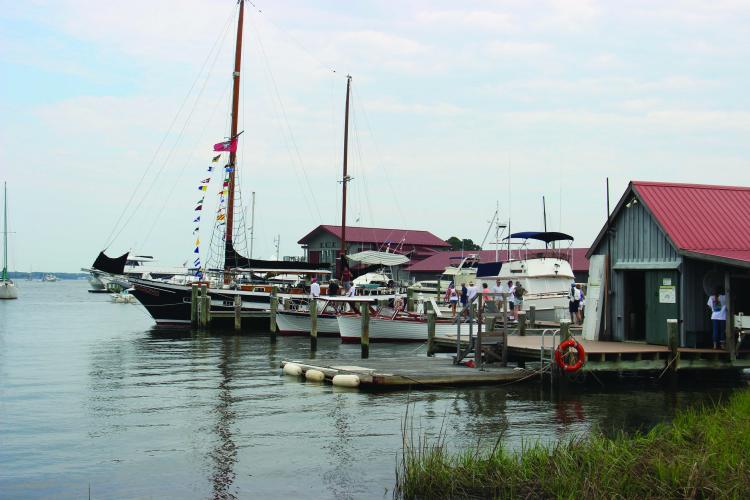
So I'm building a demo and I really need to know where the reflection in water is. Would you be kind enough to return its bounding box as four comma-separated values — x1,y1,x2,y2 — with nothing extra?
323,394,355,500
209,336,238,500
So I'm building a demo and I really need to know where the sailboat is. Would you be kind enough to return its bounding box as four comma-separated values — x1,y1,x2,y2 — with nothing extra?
1,182,18,300
88,0,325,327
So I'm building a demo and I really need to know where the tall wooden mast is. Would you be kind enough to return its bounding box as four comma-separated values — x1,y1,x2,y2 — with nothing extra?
338,75,352,278
225,0,245,276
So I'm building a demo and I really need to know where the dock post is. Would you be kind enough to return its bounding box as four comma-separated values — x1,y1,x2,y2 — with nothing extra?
269,286,278,337
199,284,208,328
518,311,527,336
501,294,508,366
427,311,436,356
725,273,736,361
310,298,318,352
204,290,212,326
475,295,483,370
529,305,536,328
233,294,242,331
667,318,680,376
191,285,199,326
559,319,571,342
360,302,370,359
406,288,414,312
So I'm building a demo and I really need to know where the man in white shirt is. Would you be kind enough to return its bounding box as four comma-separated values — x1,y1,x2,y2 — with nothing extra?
492,279,505,311
345,283,356,297
310,277,321,298
467,281,478,302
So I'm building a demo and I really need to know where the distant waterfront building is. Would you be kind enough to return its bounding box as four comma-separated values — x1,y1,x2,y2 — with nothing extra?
588,180,750,350
297,225,450,274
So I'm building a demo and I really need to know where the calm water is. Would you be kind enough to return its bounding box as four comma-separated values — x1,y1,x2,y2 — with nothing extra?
0,281,745,499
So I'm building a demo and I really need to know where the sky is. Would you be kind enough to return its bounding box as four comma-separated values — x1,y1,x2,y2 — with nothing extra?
1,0,749,272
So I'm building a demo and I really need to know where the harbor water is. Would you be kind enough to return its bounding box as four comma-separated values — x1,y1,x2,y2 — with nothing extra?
1,281,746,499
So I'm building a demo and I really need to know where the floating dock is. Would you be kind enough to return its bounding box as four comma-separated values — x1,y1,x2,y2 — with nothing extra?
280,357,535,387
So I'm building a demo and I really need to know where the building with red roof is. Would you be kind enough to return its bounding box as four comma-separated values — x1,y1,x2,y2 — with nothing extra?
588,180,750,354
298,225,450,270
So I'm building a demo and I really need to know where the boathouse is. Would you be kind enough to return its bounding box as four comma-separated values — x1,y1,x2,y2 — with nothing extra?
588,181,750,350
406,249,591,284
297,225,450,270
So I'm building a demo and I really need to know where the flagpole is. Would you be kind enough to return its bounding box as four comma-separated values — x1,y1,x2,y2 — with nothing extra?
225,0,244,281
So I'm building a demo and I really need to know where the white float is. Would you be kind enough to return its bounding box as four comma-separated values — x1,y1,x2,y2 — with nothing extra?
305,369,325,382
283,363,302,376
331,374,360,388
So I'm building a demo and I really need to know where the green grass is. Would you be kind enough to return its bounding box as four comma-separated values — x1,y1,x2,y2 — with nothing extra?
395,389,750,499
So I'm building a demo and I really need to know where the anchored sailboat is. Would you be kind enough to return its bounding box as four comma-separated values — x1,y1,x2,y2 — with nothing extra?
1,182,18,300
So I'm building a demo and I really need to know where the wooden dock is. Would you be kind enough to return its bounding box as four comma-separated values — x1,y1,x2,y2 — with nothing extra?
433,333,750,372
280,357,535,388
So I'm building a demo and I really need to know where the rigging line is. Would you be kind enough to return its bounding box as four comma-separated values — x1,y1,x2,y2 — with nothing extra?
107,10,236,249
252,15,323,222
141,78,233,246
245,0,340,76
351,107,375,233
103,4,238,250
351,86,406,222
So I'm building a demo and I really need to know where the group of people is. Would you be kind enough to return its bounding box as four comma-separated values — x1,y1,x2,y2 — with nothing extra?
308,266,355,298
443,279,526,320
568,282,585,325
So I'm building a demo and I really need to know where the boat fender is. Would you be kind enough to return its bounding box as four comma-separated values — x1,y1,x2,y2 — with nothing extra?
332,374,360,387
283,363,303,377
554,339,586,373
305,369,325,382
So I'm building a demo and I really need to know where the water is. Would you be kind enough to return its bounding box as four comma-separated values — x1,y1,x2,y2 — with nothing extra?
0,281,745,499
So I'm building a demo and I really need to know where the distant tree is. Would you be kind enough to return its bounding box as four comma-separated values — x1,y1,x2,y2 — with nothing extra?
446,236,481,251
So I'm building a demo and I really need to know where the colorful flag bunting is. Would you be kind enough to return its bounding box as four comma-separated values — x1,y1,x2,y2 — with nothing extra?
225,166,234,173
223,181,229,187
195,205,203,211
194,258,200,266
193,216,201,222
212,154,221,162
201,177,210,184
208,166,214,172
194,247,199,254
213,138,238,153
198,185,207,191
193,227,199,234
197,197,204,204
195,238,200,246
217,214,226,221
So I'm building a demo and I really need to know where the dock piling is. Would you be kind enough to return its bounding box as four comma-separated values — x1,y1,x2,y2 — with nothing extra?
559,319,571,342
406,288,414,312
667,319,679,376
427,311,436,356
529,305,536,328
269,286,278,337
360,302,370,359
199,284,208,328
310,298,318,351
233,294,242,331
191,285,199,326
475,295,483,370
518,311,527,336
501,293,508,366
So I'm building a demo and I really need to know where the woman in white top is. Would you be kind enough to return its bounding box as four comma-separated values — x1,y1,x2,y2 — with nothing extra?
707,289,727,349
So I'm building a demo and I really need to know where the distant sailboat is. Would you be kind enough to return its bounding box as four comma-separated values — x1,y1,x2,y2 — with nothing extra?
0,182,18,300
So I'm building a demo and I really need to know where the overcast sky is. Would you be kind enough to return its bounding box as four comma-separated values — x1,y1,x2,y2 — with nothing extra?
2,0,749,272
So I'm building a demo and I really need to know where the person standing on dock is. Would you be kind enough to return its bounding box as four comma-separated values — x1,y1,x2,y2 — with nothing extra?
460,283,468,314
328,279,340,296
310,277,321,298
707,289,727,349
569,283,581,324
513,281,525,320
507,280,516,320
342,266,352,294
445,282,459,317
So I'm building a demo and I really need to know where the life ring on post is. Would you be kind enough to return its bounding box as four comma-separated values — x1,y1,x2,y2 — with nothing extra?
554,339,586,373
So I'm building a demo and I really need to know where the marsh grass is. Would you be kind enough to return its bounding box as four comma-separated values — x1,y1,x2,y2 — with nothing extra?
395,389,750,499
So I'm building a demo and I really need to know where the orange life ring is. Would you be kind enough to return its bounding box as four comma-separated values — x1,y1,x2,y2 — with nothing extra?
554,339,586,373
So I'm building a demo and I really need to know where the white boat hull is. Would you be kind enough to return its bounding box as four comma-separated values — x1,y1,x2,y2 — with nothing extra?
276,311,340,336
0,282,18,299
337,314,470,343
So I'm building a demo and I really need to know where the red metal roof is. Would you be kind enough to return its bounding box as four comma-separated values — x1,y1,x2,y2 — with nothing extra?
298,225,450,248
633,181,750,265
405,248,590,273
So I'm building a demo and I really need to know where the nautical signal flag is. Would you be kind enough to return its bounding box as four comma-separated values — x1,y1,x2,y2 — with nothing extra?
217,214,225,221
198,185,207,191
194,247,199,254
212,154,221,162
200,177,210,184
195,205,202,211
195,238,200,246
193,216,200,222
207,166,214,172
197,197,204,204
225,166,234,173
193,227,199,234
213,138,238,153
194,258,201,266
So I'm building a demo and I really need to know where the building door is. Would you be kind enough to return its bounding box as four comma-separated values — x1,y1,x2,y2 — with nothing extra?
623,270,645,341
645,270,680,345
308,251,320,265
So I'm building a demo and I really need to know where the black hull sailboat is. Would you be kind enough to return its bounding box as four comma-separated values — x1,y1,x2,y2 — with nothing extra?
90,1,325,329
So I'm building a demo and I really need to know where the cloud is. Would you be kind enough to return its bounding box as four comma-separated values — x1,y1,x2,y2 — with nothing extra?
414,9,515,31
485,41,552,58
